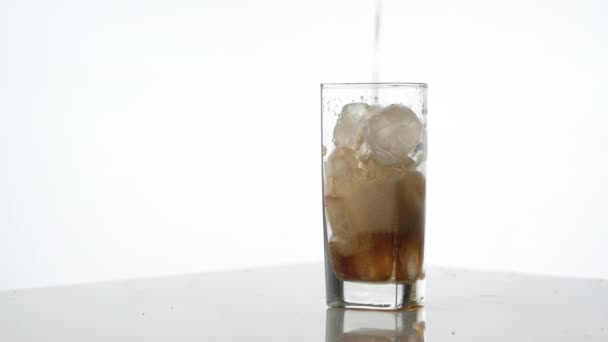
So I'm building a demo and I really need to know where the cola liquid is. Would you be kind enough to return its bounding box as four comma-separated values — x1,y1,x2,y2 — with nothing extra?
324,102,425,284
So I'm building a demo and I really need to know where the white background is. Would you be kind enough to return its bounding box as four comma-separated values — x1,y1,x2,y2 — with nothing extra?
1,0,607,291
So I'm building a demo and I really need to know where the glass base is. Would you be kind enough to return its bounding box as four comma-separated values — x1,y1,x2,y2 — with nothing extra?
326,278,424,310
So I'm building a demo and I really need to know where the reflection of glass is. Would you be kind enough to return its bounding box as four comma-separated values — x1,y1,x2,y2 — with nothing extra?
322,83,427,309
326,308,425,342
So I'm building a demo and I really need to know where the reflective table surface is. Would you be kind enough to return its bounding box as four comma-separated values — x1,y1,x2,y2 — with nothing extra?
1,265,607,341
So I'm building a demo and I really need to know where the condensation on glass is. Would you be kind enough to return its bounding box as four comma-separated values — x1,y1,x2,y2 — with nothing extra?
321,83,427,310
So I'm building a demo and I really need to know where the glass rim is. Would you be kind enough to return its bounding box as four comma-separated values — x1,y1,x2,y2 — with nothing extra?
321,82,428,89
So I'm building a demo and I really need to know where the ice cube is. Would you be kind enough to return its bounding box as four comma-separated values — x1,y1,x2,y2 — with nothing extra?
328,233,367,256
329,232,394,282
333,103,369,147
364,104,422,166
397,170,426,234
351,237,393,281
324,146,358,203
396,238,423,281
325,195,352,237
326,146,358,179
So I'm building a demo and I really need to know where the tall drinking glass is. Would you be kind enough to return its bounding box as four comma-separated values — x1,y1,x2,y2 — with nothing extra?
321,83,427,310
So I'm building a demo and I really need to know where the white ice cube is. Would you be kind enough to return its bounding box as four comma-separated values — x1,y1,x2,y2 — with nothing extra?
364,104,422,166
333,103,368,147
